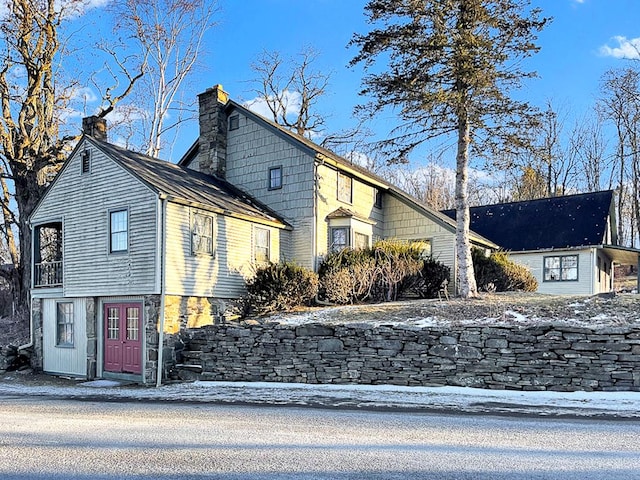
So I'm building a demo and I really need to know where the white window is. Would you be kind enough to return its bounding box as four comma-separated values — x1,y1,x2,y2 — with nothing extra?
192,213,214,255
110,209,128,253
354,232,369,250
544,255,578,282
331,227,350,252
254,227,270,263
56,302,74,347
337,172,352,203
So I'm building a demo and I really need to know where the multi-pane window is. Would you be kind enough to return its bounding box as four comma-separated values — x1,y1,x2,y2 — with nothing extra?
269,166,283,190
110,209,128,253
107,307,119,340
337,173,352,203
192,213,214,255
56,302,74,347
126,307,140,341
544,255,578,282
331,227,350,252
254,227,270,263
354,232,369,250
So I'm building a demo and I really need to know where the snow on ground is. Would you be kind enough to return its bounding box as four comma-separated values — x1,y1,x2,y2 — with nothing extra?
0,374,639,419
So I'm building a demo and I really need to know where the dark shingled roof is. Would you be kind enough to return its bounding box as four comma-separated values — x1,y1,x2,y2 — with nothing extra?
441,191,614,251
90,137,287,227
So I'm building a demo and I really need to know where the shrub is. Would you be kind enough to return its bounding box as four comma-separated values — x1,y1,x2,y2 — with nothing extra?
318,240,447,304
412,258,451,298
245,261,319,314
472,249,538,292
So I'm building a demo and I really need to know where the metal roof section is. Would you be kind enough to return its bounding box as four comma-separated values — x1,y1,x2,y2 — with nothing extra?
88,137,289,229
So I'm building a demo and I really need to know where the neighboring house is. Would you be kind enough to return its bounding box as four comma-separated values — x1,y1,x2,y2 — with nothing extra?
443,191,640,295
29,84,495,384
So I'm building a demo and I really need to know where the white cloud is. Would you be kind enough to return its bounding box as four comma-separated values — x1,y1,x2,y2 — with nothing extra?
599,36,640,59
244,90,302,122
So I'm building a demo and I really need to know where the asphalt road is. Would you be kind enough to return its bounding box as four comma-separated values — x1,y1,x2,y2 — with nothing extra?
0,397,639,480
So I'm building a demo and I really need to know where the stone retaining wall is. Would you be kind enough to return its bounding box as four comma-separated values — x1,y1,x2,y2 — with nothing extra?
177,321,640,392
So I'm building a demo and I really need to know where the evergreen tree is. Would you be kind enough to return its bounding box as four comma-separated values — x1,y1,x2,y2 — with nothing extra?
350,0,549,298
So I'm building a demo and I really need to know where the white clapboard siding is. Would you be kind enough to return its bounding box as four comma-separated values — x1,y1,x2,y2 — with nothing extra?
225,112,315,267
164,202,280,298
42,297,87,377
510,249,595,295
31,142,158,296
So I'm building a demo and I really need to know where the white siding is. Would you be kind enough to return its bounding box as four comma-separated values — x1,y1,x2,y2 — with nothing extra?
31,142,158,296
164,202,280,298
225,113,315,268
42,298,87,376
510,249,595,295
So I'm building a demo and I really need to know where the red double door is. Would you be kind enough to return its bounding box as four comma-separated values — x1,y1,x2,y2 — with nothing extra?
104,303,142,374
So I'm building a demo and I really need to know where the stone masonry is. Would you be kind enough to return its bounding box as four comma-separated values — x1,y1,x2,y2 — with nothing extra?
177,321,640,392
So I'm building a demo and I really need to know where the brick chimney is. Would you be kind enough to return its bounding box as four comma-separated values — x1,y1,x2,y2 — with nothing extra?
82,116,107,141
198,84,229,178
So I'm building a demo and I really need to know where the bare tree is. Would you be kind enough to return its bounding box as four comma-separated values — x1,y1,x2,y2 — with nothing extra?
0,0,143,313
108,0,217,159
249,47,330,138
598,67,640,247
570,116,610,193
349,0,548,298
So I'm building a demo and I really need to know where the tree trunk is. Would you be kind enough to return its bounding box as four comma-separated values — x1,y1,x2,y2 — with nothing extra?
455,113,478,299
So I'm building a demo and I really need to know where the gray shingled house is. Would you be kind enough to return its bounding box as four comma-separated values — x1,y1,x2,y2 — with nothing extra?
29,85,495,384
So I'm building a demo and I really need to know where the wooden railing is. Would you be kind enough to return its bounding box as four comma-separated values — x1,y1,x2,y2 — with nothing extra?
34,261,63,287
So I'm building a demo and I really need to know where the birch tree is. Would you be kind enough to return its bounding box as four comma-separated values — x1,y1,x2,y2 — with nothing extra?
349,0,548,298
111,0,217,158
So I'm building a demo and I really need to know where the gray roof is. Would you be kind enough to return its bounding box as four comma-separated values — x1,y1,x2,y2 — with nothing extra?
90,137,288,228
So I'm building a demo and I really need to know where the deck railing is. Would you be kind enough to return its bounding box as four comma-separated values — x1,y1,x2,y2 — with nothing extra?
34,261,63,287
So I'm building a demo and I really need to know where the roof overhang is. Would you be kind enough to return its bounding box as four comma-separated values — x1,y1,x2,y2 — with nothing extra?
506,244,640,266
600,245,640,265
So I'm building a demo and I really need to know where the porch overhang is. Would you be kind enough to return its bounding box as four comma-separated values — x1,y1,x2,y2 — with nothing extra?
599,245,640,265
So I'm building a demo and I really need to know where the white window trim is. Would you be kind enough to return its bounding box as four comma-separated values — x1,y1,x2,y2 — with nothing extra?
191,211,215,256
109,208,129,254
56,301,74,348
254,226,271,263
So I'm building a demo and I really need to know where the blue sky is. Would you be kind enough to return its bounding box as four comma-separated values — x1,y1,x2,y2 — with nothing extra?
73,0,640,165
172,0,639,166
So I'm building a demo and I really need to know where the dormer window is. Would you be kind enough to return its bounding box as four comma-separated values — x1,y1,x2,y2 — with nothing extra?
81,150,91,174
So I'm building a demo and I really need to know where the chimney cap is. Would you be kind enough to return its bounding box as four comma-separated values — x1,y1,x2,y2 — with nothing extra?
200,84,229,105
